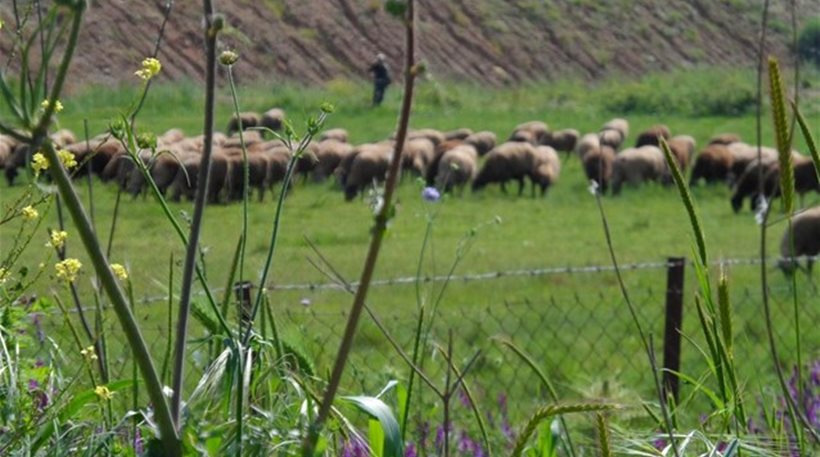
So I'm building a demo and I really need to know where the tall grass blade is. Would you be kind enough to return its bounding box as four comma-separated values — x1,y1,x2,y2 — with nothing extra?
597,413,612,457
510,403,617,457
717,272,732,358
791,101,820,183
660,138,707,266
767,57,794,214
342,396,404,457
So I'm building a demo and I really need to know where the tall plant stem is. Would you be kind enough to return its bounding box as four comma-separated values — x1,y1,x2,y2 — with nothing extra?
34,9,179,454
170,0,219,426
301,2,417,454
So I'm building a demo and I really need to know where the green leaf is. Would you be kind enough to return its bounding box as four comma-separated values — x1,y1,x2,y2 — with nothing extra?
31,380,136,451
369,419,385,457
384,0,408,17
342,396,404,457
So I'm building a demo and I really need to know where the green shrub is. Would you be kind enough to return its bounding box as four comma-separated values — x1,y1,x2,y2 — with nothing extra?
797,16,820,65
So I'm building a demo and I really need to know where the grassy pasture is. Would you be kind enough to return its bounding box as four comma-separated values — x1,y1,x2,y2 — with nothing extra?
1,68,819,427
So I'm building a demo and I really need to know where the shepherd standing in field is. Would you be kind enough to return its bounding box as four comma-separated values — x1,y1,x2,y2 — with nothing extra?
369,53,391,107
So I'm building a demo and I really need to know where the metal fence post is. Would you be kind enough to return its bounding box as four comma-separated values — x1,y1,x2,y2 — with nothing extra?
662,257,685,402
234,281,254,329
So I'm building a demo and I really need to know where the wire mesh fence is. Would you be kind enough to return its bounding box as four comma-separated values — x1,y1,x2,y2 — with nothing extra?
36,257,820,422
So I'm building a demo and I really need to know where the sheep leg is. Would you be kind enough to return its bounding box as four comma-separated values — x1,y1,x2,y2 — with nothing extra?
500,182,508,194
517,178,524,196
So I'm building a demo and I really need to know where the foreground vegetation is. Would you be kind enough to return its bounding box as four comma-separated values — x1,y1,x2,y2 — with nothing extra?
1,1,819,455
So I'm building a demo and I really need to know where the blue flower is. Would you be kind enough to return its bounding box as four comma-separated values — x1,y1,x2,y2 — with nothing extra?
422,187,440,202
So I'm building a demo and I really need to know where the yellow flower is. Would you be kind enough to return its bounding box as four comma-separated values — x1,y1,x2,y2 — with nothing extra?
57,149,77,170
31,152,49,177
111,263,128,281
80,345,98,361
135,57,161,80
48,230,68,249
94,385,114,401
40,99,64,113
21,205,39,220
54,258,81,282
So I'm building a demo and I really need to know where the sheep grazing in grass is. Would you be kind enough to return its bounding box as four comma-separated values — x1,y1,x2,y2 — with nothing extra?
611,145,669,195
603,118,629,139
222,130,263,148
509,121,549,144
708,133,742,146
758,156,820,208
729,156,778,212
401,137,436,177
634,124,671,148
577,133,601,158
319,128,349,143
159,128,185,145
598,128,624,150
343,142,393,200
435,144,479,194
542,129,579,154
405,128,446,146
689,144,734,186
444,128,473,141
530,145,561,196
464,131,497,156
583,145,616,193
473,142,538,195
666,135,696,171
727,142,778,182
778,206,820,274
260,108,286,133
313,139,354,182
424,139,463,185
226,112,260,136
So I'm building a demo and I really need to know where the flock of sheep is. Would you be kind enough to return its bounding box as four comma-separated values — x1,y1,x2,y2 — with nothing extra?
0,108,818,271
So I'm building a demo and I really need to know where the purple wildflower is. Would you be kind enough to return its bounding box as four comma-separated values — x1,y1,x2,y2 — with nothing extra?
435,425,446,452
31,314,45,344
422,187,440,202
458,388,471,408
404,442,417,457
134,428,144,455
652,437,668,451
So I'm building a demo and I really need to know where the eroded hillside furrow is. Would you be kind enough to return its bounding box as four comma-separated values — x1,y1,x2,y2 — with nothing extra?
0,0,814,89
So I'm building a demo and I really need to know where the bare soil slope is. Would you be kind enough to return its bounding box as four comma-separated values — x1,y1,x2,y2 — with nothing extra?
1,0,816,87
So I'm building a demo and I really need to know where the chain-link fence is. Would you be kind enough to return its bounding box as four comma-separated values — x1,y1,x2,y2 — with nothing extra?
38,257,819,423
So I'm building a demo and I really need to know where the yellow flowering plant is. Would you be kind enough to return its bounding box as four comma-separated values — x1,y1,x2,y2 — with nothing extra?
135,57,161,80
110,263,128,281
54,258,81,282
48,230,68,249
31,153,49,177
21,205,39,220
40,99,64,113
57,150,77,170
94,385,114,401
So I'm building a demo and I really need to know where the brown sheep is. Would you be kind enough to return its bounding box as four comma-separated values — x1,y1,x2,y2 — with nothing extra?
344,143,393,201
509,128,538,145
530,145,561,196
169,152,231,204
4,144,32,186
444,128,473,141
313,139,354,182
602,118,629,139
401,138,436,177
319,128,349,143
226,112,260,136
223,148,272,201
611,146,669,195
472,142,538,195
666,135,696,171
159,128,185,145
757,156,820,209
708,133,742,146
577,133,601,158
583,145,616,193
424,139,464,185
727,142,778,182
222,130,263,149
435,144,478,194
405,129,446,146
126,149,190,197
778,206,820,274
510,121,549,144
729,156,779,212
542,129,579,154
464,131,497,156
598,128,624,150
266,147,292,192
689,144,734,185
634,124,671,148
260,108,286,133
0,139,12,170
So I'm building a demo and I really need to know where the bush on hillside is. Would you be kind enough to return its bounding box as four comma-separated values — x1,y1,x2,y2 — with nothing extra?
797,17,820,65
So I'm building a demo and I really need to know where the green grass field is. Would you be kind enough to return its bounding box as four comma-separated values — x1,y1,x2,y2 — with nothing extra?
2,68,819,426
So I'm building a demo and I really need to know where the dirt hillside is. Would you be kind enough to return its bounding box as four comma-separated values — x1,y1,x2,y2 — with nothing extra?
1,0,817,88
